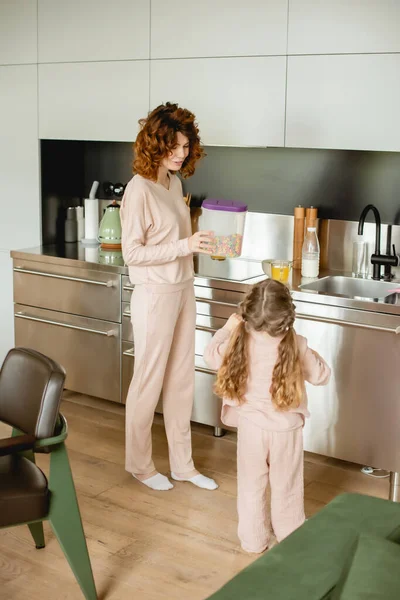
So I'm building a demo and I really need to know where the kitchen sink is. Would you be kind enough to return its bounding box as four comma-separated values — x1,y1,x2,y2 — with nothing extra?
299,276,400,300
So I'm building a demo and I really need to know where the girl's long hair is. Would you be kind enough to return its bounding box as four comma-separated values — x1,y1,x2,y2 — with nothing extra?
214,279,303,411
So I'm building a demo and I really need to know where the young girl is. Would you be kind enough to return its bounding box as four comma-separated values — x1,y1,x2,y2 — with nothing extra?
204,279,330,553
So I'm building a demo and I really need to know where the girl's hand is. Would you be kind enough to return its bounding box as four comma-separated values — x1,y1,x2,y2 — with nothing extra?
189,231,215,254
226,313,243,331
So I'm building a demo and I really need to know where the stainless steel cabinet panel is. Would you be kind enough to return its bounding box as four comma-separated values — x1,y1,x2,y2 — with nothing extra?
195,328,216,357
295,300,400,472
196,299,236,320
13,260,121,322
122,276,134,302
14,304,121,403
194,285,244,305
122,302,133,342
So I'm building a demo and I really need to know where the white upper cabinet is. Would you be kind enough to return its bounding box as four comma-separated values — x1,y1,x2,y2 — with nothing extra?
285,54,400,152
288,0,400,54
150,0,288,58
0,65,40,250
38,0,150,62
150,57,286,147
0,1,37,65
39,61,149,141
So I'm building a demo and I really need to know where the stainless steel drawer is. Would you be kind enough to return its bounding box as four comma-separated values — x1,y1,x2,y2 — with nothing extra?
14,303,121,403
13,260,121,322
122,301,133,342
194,285,244,305
122,275,134,302
196,298,236,319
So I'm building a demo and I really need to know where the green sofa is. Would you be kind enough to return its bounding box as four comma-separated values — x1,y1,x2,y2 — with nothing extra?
207,493,400,599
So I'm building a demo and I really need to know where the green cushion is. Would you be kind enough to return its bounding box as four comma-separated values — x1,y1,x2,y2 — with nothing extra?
332,534,400,599
207,494,400,600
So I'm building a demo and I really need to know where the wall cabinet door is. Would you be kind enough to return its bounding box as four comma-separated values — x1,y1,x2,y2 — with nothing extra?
286,54,400,152
151,57,286,147
39,61,150,141
288,0,400,55
0,66,40,249
0,0,37,65
38,0,150,62
0,63,40,363
151,0,288,59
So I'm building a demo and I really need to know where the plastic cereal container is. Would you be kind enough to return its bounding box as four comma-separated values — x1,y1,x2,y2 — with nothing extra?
202,199,247,260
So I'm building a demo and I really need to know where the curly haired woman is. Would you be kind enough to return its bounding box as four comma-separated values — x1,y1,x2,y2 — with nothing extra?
204,279,330,552
121,103,218,492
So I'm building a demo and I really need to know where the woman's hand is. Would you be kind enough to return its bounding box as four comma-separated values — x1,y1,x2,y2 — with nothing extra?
188,231,215,254
226,313,243,331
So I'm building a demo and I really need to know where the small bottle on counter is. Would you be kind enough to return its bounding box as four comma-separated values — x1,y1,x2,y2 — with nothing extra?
65,207,78,243
76,205,85,241
301,227,320,278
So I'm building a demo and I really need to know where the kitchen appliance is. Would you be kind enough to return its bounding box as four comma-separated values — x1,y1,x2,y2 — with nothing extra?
98,200,122,249
202,199,247,260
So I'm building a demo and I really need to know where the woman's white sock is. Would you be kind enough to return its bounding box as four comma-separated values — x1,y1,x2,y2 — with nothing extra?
171,472,218,490
133,473,174,491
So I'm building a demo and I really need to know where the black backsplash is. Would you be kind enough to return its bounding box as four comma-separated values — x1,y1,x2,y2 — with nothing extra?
41,141,400,243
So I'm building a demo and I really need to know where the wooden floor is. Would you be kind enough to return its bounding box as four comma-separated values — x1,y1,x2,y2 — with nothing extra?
0,392,390,600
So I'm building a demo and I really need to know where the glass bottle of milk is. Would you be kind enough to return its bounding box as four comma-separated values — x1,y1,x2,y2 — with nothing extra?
301,227,320,278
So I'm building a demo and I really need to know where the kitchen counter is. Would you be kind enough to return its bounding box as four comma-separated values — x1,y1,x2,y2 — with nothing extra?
11,244,400,315
11,243,267,291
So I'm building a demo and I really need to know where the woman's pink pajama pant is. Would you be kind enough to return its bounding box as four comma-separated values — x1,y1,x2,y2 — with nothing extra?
237,416,305,553
125,281,196,477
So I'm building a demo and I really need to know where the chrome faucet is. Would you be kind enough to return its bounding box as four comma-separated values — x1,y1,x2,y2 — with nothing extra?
358,204,399,281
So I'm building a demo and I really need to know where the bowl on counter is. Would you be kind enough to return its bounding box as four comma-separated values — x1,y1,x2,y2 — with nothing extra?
262,259,293,284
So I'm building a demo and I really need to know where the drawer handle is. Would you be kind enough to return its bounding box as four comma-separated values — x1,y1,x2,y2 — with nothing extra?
195,366,216,375
296,313,400,335
14,267,115,288
123,309,131,317
196,297,236,308
123,348,135,357
196,325,218,334
15,312,115,337
123,285,134,292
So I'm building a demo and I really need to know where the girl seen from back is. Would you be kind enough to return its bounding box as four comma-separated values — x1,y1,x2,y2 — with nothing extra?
204,279,331,554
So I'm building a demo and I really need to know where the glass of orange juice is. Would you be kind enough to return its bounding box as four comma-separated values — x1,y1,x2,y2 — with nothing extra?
262,259,293,284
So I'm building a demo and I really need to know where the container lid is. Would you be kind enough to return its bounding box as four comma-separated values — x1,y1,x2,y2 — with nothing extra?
202,198,247,213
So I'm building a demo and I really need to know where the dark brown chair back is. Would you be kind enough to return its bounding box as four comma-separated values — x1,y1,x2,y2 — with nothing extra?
0,347,65,439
